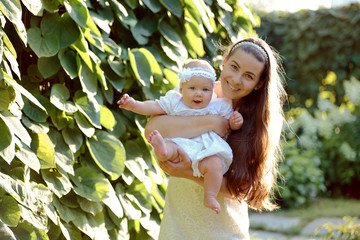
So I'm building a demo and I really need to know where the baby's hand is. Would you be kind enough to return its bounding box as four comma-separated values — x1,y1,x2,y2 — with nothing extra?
117,94,135,111
229,111,243,130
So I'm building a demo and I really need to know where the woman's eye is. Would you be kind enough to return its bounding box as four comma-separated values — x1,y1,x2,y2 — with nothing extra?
231,65,238,70
246,74,254,80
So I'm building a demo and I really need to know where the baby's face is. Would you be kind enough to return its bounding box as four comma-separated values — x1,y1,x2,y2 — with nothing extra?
180,76,214,109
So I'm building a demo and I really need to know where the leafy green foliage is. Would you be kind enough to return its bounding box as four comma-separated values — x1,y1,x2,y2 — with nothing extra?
315,216,360,240
0,0,258,239
255,4,360,208
279,77,360,208
256,3,360,109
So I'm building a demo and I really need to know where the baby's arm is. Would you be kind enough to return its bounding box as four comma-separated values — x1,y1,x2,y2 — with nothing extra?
117,94,166,116
229,110,243,130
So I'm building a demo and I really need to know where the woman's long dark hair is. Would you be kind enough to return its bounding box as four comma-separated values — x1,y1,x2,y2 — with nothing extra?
223,38,286,211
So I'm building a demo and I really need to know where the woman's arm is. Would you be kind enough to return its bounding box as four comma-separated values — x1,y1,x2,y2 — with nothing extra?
158,148,232,198
145,114,229,139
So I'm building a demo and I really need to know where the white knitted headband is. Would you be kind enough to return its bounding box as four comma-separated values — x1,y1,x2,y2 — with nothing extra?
178,67,216,85
231,41,268,64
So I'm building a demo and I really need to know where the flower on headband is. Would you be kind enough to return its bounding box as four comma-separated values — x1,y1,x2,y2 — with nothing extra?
178,67,216,85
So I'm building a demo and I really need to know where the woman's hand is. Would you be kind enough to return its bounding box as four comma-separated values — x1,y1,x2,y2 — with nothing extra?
158,147,193,179
209,114,230,137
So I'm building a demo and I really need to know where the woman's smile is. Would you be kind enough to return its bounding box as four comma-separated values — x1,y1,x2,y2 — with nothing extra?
227,81,240,91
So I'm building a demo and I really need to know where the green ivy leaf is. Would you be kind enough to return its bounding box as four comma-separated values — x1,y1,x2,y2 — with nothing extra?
64,0,87,28
107,111,126,138
27,27,59,57
115,183,141,220
99,105,116,130
79,61,98,96
102,183,123,218
31,133,55,169
142,0,161,13
41,0,60,13
77,196,103,215
126,181,152,215
48,129,75,176
0,0,22,23
163,68,180,87
129,48,151,87
72,210,109,239
3,73,46,112
22,98,48,123
0,88,11,111
0,221,16,240
0,117,14,164
159,0,182,18
15,140,41,173
0,194,21,227
86,130,125,181
50,109,72,131
58,48,78,79
74,112,95,138
38,56,61,78
41,169,72,198
21,0,43,16
11,221,37,240
41,12,80,48
74,91,101,129
71,167,110,202
62,126,83,153
50,84,78,113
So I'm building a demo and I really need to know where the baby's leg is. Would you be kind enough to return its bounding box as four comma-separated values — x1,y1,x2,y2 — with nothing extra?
147,130,179,162
198,155,223,214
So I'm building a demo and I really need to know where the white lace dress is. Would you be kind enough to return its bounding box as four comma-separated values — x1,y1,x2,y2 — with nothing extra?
158,177,250,239
156,90,233,177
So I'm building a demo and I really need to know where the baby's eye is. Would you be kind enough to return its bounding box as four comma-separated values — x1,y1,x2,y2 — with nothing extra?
203,88,210,92
189,87,196,90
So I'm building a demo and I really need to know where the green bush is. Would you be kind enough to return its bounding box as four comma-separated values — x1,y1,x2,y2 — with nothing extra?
279,77,360,207
0,0,258,239
277,138,326,208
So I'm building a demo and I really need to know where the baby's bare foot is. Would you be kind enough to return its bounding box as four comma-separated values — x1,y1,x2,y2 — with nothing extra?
204,195,221,214
147,130,168,161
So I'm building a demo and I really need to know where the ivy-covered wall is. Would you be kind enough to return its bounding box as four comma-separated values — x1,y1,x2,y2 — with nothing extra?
0,0,258,239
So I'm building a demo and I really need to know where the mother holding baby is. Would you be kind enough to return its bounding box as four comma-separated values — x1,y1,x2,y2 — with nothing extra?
145,37,287,239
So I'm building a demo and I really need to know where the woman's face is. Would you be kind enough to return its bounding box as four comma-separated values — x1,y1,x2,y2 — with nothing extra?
220,48,265,105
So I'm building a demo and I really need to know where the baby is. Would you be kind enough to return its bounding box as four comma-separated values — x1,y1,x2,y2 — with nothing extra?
118,59,243,213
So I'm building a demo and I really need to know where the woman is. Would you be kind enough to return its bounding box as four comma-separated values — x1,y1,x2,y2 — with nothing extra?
145,37,286,239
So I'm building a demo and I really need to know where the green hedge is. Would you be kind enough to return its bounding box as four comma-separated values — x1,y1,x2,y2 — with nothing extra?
0,0,258,239
255,3,360,109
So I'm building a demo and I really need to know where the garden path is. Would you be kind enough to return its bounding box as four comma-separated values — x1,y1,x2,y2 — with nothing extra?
249,212,345,240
